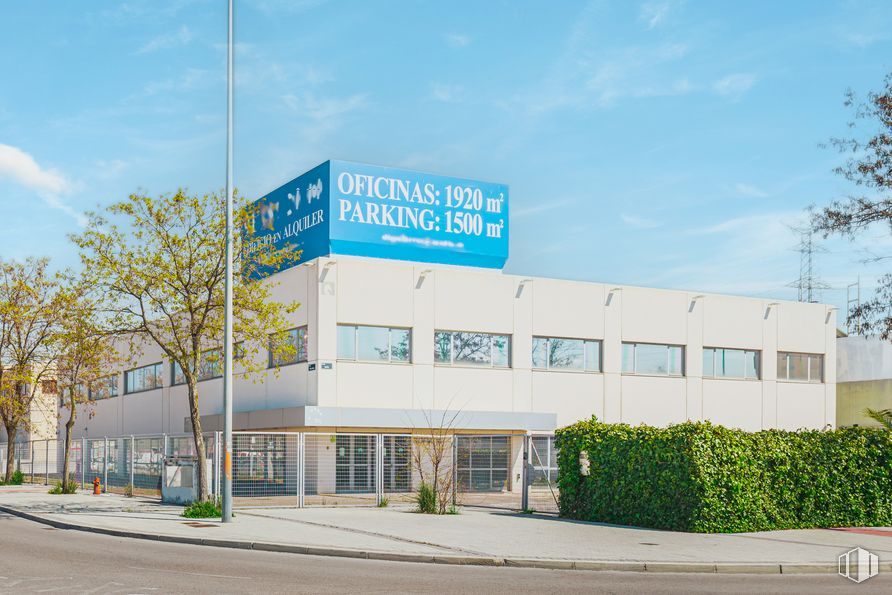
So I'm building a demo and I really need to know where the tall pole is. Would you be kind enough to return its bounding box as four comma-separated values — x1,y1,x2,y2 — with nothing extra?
222,0,234,523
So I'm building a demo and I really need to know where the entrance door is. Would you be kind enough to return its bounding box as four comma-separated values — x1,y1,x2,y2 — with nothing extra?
456,436,510,492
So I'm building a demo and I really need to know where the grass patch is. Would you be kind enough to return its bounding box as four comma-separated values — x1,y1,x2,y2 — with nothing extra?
414,483,437,514
182,498,223,519
377,495,389,508
48,480,79,495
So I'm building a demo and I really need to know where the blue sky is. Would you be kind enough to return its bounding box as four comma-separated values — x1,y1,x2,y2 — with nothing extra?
1,0,891,321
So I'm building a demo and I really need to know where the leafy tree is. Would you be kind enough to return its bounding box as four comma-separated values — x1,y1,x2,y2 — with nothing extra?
55,277,119,492
812,71,892,338
71,190,299,501
0,258,66,482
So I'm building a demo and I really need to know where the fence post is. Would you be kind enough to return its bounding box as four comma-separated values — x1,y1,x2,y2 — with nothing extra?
214,431,222,499
297,433,305,508
29,440,34,484
375,434,384,506
451,436,458,507
103,437,109,493
45,439,49,485
130,435,135,492
521,435,530,512
81,437,86,489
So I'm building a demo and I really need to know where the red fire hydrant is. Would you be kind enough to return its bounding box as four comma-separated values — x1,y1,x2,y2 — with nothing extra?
93,476,101,495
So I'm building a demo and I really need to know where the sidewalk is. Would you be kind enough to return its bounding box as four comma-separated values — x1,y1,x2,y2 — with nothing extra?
1,484,890,574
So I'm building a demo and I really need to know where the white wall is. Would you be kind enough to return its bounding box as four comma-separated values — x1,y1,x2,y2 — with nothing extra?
65,255,836,437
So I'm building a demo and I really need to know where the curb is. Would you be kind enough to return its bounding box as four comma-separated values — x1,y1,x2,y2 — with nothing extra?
0,504,838,574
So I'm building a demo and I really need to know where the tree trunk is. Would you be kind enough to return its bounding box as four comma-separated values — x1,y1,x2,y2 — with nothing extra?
4,422,17,483
186,380,209,502
62,388,77,491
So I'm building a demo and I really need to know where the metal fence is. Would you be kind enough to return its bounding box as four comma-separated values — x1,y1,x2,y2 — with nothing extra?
0,432,559,513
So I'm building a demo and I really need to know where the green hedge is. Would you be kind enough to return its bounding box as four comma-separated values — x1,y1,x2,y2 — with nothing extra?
555,418,892,533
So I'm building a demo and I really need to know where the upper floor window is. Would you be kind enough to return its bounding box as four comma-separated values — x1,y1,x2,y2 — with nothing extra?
703,347,760,380
622,342,684,376
172,349,223,385
89,375,119,400
269,326,308,367
434,331,511,368
124,362,162,394
337,325,411,363
532,337,601,372
777,352,823,383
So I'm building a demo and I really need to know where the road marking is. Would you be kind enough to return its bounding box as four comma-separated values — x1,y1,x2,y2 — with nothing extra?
126,567,250,580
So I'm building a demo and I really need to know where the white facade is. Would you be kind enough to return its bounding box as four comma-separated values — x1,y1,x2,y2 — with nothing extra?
69,255,837,439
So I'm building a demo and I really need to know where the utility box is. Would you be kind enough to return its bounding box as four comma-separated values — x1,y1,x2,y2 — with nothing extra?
161,456,211,505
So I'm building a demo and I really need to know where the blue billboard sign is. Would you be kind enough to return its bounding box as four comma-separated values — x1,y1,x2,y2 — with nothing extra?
244,160,509,278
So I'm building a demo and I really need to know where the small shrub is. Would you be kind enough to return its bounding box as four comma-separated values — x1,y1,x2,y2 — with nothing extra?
377,495,389,508
10,470,24,485
48,480,79,495
415,482,437,514
182,498,222,519
447,505,460,515
124,483,134,498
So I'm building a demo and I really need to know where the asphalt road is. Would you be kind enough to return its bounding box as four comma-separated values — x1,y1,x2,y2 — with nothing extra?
0,511,889,594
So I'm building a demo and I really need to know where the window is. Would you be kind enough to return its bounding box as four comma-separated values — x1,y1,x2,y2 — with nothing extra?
434,331,511,368
777,352,824,383
89,375,118,400
532,337,601,372
172,349,223,385
703,348,760,380
124,363,162,394
269,326,308,367
337,325,411,363
621,342,684,376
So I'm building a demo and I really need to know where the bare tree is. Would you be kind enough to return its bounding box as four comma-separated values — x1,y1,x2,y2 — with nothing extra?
410,407,464,514
812,71,892,338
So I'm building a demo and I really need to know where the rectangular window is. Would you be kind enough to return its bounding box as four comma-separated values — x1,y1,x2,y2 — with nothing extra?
268,327,308,367
702,347,760,380
777,351,824,383
88,375,118,401
124,362,162,394
531,337,601,372
171,349,223,385
336,324,412,364
434,331,511,368
621,343,684,376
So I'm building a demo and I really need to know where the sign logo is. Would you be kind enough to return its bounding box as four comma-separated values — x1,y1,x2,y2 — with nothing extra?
839,547,879,583
259,201,278,231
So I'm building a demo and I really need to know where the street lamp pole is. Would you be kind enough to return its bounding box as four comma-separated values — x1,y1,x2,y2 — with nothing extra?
222,0,234,523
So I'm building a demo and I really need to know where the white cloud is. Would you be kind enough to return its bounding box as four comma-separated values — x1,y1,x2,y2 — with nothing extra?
137,25,193,54
621,213,662,229
0,143,85,225
444,33,471,48
649,211,805,295
713,73,757,100
639,1,671,29
734,183,768,198
281,92,367,121
430,83,465,103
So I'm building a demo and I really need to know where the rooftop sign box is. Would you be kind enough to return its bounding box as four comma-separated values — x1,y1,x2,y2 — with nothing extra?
244,160,509,278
